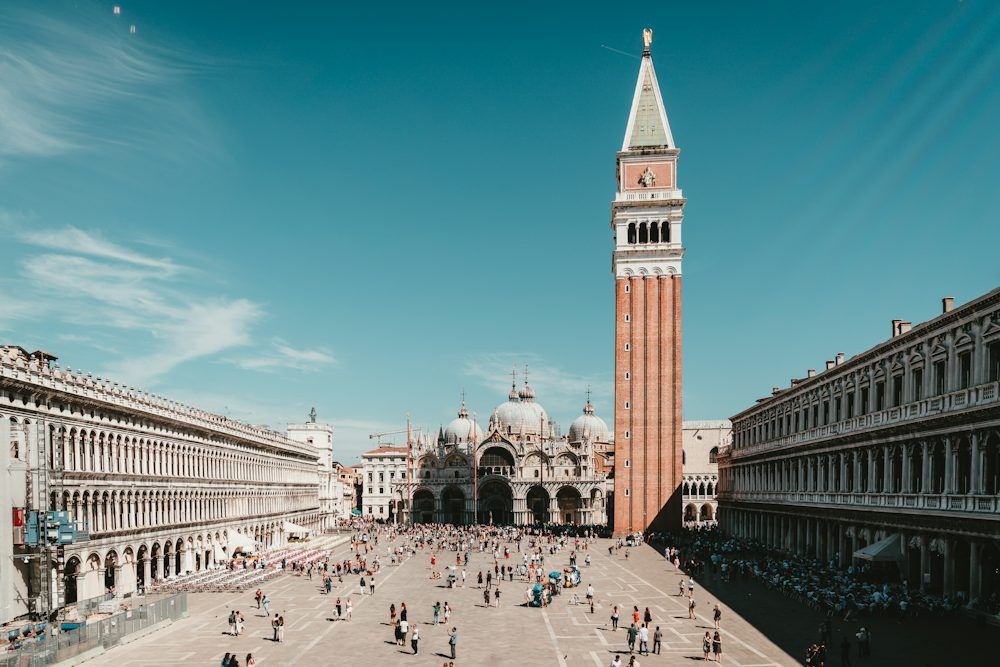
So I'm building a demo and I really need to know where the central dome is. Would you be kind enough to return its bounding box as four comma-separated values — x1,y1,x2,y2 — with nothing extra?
491,379,552,438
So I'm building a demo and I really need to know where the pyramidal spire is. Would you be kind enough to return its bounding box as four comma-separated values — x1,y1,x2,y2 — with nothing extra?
622,28,674,151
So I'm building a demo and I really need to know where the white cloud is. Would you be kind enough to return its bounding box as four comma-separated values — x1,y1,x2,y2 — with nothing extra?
18,226,182,274
9,224,330,388
235,340,336,373
0,6,216,163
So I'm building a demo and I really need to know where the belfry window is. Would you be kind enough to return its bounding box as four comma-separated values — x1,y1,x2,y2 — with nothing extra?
650,222,660,243
638,222,648,243
662,223,670,243
627,223,637,244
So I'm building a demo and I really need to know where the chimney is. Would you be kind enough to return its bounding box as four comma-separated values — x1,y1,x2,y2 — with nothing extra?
807,369,816,378
825,360,835,371
836,352,845,365
891,319,902,337
899,321,912,334
942,297,954,313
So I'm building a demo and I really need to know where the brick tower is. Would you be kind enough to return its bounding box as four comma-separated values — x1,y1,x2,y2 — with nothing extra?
612,29,685,534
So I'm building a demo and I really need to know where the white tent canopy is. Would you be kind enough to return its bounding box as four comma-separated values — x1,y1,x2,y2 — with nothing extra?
227,532,257,554
853,533,903,562
212,544,227,562
283,521,310,536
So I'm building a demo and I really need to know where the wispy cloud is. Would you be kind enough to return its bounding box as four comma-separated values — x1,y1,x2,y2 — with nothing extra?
17,226,183,274
8,223,331,388
235,339,336,373
0,5,216,162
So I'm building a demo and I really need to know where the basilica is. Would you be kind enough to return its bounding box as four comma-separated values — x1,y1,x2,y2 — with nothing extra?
392,376,613,526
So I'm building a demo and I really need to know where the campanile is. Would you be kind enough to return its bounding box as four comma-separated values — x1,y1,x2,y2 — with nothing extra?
612,29,685,533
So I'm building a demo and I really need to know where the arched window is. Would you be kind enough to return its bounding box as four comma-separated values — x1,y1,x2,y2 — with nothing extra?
638,222,648,243
662,222,670,243
709,447,719,463
627,223,637,244
682,450,686,465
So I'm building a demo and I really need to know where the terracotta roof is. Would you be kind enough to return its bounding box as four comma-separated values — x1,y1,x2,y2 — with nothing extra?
363,446,408,456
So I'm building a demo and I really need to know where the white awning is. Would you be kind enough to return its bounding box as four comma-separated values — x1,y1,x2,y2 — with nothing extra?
283,521,310,535
212,544,227,562
853,533,903,562
228,532,257,554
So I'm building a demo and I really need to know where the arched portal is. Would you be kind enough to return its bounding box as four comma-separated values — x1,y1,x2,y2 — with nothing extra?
412,489,435,524
104,550,119,593
136,545,148,591
441,486,466,525
526,486,550,525
479,480,513,525
556,486,582,524
700,504,714,521
63,557,81,605
684,504,698,522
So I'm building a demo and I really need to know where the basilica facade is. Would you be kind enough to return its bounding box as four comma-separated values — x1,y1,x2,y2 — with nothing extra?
391,378,613,526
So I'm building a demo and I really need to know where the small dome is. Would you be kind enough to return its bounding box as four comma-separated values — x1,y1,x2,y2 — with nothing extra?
568,400,609,443
443,403,482,445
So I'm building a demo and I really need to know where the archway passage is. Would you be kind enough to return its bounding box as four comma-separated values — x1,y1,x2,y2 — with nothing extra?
104,551,118,593
556,487,582,525
526,486,550,525
63,557,80,605
684,504,698,522
700,504,714,521
136,545,148,591
479,480,513,525
413,489,435,524
441,486,466,525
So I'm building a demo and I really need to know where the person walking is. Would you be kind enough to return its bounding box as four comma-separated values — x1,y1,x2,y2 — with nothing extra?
261,594,270,617
369,575,375,595
399,618,408,645
643,607,652,626
410,625,419,655
839,635,852,666
483,589,490,607
626,623,638,654
611,656,622,667
448,627,457,660
359,574,366,596
712,631,722,663
494,586,502,608
638,623,649,655
228,610,237,636
611,605,620,631
433,601,441,625
245,653,256,667
687,578,695,598
345,598,353,621
334,597,342,620
713,604,722,630
688,597,696,620
277,614,285,643
652,626,662,654
236,611,244,636
271,614,279,642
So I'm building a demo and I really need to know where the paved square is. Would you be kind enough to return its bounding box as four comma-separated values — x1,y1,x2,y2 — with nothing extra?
96,535,797,666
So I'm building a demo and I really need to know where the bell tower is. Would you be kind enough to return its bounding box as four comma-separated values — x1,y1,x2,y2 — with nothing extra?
612,29,685,533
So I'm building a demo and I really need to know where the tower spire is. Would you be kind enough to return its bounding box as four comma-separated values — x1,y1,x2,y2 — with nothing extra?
621,28,674,151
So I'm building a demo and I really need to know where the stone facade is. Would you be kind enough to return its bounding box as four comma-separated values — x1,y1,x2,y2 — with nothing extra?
1,345,322,625
718,289,1000,604
612,33,685,533
682,420,730,525
390,380,612,526
360,446,409,521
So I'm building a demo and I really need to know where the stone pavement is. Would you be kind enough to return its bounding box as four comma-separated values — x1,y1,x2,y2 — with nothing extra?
94,537,799,666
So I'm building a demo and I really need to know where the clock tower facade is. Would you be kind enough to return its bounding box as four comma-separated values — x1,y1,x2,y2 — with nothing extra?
612,32,685,533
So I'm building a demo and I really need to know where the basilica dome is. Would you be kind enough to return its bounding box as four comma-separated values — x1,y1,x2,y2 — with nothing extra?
491,380,552,438
568,400,609,443
443,404,483,445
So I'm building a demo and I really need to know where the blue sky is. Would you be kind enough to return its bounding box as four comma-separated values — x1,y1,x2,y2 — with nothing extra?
1,1,997,462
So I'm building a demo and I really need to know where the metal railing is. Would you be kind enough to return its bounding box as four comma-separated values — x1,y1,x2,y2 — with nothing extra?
1,593,187,667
